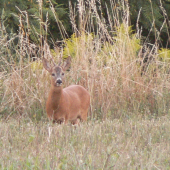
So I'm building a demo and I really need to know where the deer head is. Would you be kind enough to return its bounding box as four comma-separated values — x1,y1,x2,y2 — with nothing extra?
42,56,71,87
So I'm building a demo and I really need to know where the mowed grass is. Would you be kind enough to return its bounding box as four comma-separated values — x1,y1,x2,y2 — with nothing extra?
1,116,170,169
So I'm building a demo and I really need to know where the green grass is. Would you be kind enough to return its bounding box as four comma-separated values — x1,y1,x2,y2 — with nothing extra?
1,116,170,169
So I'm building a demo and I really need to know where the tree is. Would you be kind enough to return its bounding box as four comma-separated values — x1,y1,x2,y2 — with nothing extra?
0,0,71,46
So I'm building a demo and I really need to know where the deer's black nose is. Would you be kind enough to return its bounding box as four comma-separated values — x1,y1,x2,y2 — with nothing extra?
56,79,62,84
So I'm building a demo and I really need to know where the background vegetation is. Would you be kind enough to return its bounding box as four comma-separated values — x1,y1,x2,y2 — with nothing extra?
1,0,170,169
0,0,170,47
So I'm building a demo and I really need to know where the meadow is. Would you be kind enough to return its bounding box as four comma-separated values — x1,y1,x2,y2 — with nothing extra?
1,0,170,169
1,116,170,169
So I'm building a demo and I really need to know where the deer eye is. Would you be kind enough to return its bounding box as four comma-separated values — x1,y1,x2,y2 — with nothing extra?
62,73,64,76
51,73,55,76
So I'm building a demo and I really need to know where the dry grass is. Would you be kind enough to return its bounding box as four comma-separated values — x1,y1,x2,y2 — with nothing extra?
1,26,170,120
0,116,170,169
1,0,170,120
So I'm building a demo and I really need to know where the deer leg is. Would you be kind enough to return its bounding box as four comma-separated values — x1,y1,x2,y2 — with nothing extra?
79,111,88,122
71,119,79,125
53,118,64,124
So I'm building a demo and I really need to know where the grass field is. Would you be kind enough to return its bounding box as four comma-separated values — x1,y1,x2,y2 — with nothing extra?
1,116,170,169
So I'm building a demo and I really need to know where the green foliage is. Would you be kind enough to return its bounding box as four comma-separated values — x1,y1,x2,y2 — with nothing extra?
158,48,170,61
103,0,170,46
0,0,71,45
129,0,170,34
0,0,170,47
63,34,78,58
31,60,43,72
63,33,94,58
100,24,141,60
63,25,141,62
0,0,36,33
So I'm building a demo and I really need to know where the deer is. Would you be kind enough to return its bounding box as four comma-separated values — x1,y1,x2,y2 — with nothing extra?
42,56,90,124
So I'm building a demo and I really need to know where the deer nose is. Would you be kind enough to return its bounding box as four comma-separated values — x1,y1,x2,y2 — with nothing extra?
56,79,62,85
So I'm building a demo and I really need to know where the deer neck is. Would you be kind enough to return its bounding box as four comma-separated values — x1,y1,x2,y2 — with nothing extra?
49,85,63,110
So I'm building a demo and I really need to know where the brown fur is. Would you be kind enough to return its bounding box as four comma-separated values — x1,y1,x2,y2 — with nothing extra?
43,57,90,124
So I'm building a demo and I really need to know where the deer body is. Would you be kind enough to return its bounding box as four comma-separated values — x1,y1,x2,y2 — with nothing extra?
43,57,90,124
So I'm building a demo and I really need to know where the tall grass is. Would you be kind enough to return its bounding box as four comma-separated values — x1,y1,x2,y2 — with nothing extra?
0,0,170,121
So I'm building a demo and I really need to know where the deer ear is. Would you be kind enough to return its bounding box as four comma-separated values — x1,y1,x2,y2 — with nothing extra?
42,58,52,73
62,56,71,71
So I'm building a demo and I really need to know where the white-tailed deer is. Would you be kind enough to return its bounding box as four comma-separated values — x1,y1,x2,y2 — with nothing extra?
42,56,90,124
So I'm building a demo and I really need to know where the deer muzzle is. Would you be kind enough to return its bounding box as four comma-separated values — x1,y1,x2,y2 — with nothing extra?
56,78,62,86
